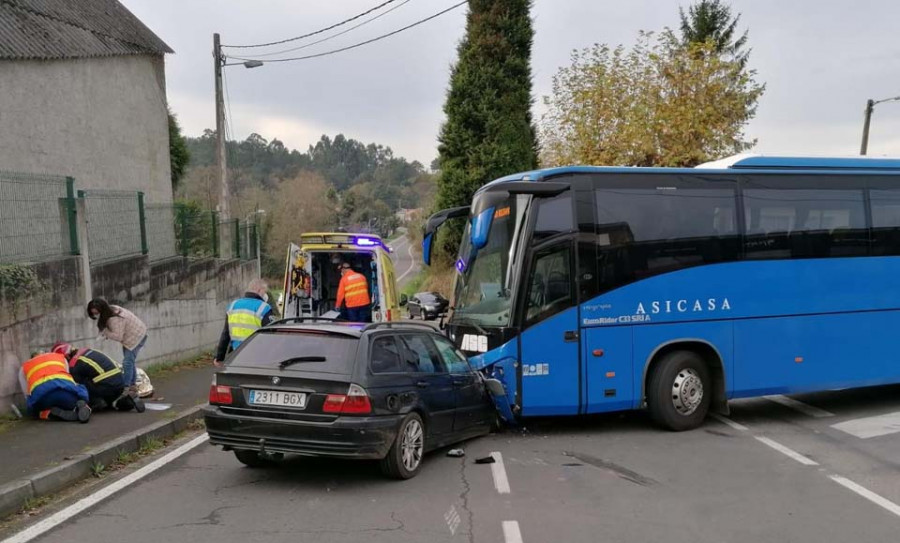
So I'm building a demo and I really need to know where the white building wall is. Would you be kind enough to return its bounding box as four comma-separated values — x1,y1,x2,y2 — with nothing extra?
0,54,173,203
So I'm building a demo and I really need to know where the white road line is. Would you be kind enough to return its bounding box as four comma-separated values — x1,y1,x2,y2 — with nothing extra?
714,413,900,522
710,413,749,432
829,475,900,519
831,411,900,439
490,452,511,494
754,436,819,466
396,242,417,283
502,521,524,543
2,434,209,543
764,395,834,418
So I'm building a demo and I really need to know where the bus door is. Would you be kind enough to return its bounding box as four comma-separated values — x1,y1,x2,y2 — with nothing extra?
519,239,581,416
581,230,634,413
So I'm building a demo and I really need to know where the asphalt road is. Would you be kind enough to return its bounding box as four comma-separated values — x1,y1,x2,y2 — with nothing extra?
10,384,900,543
388,232,419,290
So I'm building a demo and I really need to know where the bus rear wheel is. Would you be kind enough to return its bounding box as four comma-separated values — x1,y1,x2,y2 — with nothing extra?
647,351,711,431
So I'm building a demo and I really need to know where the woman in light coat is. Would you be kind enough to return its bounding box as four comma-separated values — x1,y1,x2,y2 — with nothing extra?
86,298,148,395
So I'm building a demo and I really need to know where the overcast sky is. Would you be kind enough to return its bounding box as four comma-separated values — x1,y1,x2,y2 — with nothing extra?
121,0,900,165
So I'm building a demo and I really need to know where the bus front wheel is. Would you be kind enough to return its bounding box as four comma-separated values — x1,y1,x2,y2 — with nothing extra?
647,351,711,431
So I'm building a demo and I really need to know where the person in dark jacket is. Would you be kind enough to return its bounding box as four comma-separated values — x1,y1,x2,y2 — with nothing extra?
214,279,274,367
53,343,145,413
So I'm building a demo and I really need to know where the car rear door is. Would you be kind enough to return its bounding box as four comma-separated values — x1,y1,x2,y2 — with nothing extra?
399,333,455,439
364,335,417,416
433,335,490,433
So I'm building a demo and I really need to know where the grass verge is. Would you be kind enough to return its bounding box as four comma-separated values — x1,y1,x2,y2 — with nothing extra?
401,270,426,298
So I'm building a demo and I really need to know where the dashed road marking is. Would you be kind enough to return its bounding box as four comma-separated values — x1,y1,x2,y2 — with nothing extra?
2,434,209,543
444,505,461,535
829,475,900,519
753,436,819,466
831,411,900,439
710,413,749,432
764,395,835,418
712,413,900,522
491,451,511,494
502,520,524,543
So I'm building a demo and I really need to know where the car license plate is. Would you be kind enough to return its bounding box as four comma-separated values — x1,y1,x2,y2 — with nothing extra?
248,389,307,409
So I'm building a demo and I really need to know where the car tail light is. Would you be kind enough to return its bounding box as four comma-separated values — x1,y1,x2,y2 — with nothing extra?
322,384,372,415
209,385,233,405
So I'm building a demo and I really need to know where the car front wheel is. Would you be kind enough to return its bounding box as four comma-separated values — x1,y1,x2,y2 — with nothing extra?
380,413,425,479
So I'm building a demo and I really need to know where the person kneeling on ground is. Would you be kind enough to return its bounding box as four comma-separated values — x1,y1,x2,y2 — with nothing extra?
18,351,91,423
53,343,145,414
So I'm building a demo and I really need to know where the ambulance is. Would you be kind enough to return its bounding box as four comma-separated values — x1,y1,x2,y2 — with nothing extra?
280,233,402,322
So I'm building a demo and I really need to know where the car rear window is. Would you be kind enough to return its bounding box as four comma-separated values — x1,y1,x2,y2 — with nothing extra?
229,331,359,375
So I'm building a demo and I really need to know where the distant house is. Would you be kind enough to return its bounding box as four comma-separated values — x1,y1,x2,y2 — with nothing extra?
395,208,422,223
0,0,175,203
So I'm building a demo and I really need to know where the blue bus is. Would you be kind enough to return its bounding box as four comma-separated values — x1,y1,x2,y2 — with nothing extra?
421,155,900,430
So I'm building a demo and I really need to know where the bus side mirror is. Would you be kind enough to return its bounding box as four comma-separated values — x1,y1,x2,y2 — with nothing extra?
400,294,408,306
422,232,433,267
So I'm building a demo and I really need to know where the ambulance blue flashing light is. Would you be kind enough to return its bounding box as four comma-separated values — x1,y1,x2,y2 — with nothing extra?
355,237,378,247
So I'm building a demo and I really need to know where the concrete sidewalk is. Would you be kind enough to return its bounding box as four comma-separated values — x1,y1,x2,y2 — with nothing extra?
0,361,214,518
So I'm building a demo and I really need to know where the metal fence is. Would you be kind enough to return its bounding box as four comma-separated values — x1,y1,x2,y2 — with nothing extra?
237,222,258,261
79,189,143,264
175,206,217,258
145,203,179,262
0,171,76,264
0,170,261,266
218,218,238,260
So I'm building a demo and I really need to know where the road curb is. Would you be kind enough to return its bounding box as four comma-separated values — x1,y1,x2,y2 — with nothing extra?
0,404,205,520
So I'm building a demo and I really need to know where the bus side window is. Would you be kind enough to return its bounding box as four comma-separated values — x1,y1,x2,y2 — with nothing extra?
743,189,867,259
870,190,900,256
593,187,739,293
533,194,574,242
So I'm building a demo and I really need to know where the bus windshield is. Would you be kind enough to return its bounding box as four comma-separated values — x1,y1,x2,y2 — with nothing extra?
452,195,524,327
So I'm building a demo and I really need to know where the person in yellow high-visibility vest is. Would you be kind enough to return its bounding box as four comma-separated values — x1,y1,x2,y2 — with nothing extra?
335,262,371,322
214,279,274,367
18,351,91,423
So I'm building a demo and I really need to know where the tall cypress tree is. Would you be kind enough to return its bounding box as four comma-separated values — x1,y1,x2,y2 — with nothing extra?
679,0,749,65
435,0,538,258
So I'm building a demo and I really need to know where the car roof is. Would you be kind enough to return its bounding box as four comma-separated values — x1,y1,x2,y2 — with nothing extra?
265,320,440,338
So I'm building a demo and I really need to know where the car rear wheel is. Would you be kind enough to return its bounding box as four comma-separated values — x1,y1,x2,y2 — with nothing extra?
380,413,425,479
234,449,274,468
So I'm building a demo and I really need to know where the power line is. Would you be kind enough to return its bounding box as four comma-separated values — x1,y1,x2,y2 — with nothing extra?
221,69,240,196
250,0,413,59
222,0,400,49
229,0,467,64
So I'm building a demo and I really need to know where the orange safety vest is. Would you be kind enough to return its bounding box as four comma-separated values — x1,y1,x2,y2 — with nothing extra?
23,353,75,396
336,271,371,309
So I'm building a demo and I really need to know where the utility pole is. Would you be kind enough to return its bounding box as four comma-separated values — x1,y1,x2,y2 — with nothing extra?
860,95,900,156
861,99,875,156
213,33,229,218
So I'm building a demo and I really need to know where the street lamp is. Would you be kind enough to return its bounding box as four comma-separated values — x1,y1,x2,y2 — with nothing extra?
213,32,265,220
860,95,900,155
